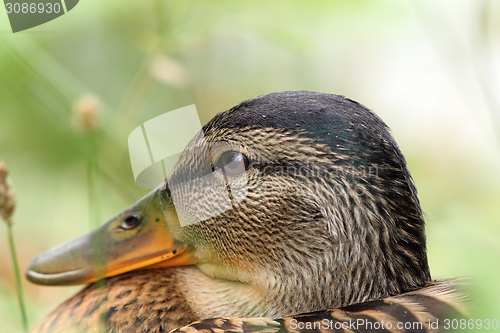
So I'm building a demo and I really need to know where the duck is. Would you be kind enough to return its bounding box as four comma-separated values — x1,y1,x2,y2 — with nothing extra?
26,91,466,333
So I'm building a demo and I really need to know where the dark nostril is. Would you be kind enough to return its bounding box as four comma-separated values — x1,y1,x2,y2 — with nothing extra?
121,215,142,230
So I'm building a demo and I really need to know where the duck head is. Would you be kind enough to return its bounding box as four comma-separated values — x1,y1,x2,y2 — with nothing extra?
27,91,430,315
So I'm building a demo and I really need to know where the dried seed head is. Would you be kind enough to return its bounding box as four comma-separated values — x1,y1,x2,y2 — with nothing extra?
149,54,188,88
0,160,16,224
0,160,6,177
73,95,101,133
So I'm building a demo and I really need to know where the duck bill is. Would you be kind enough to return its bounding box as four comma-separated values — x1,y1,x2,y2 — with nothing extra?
26,187,197,286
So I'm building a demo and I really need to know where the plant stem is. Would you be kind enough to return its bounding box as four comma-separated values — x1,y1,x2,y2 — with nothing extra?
86,133,109,331
87,134,106,281
7,220,29,333
88,134,100,231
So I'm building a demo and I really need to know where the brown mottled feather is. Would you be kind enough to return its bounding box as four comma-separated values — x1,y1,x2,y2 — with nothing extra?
173,281,466,333
32,270,199,333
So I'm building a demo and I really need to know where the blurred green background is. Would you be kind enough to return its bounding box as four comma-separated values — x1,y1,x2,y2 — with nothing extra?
1,0,499,331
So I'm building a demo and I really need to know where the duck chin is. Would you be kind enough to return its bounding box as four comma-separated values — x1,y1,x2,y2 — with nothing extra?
174,266,277,319
175,262,337,319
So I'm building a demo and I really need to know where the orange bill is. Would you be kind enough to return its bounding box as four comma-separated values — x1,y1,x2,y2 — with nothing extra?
26,187,197,286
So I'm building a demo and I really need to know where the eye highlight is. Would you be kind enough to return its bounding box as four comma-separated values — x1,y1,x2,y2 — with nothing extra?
216,151,249,176
120,215,142,230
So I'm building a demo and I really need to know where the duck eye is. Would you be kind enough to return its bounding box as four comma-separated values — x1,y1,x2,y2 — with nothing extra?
217,151,249,176
120,215,142,230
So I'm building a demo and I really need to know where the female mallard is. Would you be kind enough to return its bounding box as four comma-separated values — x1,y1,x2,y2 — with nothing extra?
27,91,465,333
